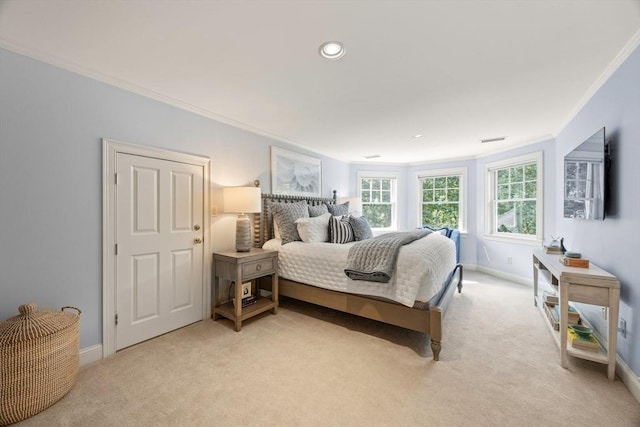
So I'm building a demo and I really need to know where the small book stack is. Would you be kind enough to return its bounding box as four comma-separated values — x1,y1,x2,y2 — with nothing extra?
543,290,558,305
544,245,562,254
233,295,258,308
553,304,580,325
559,256,590,268
543,302,559,330
567,328,599,352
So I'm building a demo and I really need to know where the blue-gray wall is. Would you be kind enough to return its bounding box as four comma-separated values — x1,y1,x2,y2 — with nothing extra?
554,45,640,375
0,48,349,348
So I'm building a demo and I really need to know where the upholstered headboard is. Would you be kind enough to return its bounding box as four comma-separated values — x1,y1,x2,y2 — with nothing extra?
253,191,337,247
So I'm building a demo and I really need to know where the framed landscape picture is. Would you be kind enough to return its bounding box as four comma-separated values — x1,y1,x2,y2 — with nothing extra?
271,146,322,197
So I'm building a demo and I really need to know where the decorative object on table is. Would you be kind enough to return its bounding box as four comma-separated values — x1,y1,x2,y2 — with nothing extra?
559,256,590,268
544,235,562,253
223,186,262,252
564,251,582,258
0,303,81,425
560,237,567,255
271,146,322,197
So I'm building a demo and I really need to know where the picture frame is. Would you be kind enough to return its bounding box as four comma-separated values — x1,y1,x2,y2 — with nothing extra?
271,146,322,197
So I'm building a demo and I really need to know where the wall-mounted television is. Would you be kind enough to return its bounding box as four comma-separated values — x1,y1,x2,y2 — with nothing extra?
563,127,609,220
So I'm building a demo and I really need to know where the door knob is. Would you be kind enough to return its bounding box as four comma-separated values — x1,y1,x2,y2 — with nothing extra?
193,224,201,231
194,237,202,244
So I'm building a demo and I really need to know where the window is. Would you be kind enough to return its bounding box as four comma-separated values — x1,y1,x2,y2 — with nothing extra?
358,172,397,231
485,152,543,241
418,167,466,231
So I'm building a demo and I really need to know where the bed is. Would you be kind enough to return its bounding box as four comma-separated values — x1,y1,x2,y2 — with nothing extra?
253,192,463,360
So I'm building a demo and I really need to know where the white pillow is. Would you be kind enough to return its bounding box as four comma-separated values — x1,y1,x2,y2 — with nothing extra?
295,213,331,243
273,220,281,239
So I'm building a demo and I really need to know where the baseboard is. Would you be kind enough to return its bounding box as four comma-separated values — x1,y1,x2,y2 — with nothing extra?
475,265,531,286
79,344,103,366
616,355,640,404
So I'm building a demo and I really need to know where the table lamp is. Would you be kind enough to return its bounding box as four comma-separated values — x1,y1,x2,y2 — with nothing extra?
223,186,262,252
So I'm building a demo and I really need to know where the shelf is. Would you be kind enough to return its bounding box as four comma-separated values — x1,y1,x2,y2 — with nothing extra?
534,295,608,364
213,297,277,322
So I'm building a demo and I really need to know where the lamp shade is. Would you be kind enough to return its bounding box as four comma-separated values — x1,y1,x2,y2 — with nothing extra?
223,187,261,214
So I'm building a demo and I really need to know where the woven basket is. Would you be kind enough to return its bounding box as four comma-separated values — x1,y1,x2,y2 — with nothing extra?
0,303,81,425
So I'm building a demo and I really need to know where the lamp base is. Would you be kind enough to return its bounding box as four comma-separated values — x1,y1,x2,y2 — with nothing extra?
235,214,252,252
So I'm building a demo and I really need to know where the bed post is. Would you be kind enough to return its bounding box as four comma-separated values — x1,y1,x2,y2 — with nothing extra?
429,306,443,361
252,180,261,248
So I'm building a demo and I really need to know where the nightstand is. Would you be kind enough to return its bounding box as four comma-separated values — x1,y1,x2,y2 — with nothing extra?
212,248,278,331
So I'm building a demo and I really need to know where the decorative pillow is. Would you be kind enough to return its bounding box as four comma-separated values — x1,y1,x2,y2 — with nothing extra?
349,215,373,241
329,215,355,244
308,203,329,217
273,220,281,239
326,202,349,216
295,213,331,243
270,201,309,244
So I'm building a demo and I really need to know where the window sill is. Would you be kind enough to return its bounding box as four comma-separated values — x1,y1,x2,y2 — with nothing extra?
483,234,542,246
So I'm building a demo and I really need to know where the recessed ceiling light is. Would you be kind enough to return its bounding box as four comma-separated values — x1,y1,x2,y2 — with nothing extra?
319,41,346,60
413,134,423,139
481,136,507,143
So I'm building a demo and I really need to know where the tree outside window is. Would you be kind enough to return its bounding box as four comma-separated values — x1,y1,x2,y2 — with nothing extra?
420,175,460,229
494,162,537,235
359,176,396,230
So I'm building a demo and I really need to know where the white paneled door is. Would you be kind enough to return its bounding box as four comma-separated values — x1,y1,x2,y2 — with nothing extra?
115,153,204,350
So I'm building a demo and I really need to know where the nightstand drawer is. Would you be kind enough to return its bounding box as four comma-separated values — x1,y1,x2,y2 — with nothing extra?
242,258,275,280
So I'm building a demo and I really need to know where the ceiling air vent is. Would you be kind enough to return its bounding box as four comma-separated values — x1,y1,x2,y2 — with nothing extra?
481,136,506,143
364,154,381,159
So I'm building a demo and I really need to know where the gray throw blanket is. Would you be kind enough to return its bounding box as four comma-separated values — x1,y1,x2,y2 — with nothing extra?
344,229,432,283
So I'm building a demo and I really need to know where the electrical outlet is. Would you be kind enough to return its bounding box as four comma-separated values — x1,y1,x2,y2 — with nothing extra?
507,257,513,265
619,319,627,339
601,307,607,320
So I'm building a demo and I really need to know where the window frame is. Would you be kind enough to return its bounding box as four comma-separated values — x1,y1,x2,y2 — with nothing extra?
416,167,467,232
484,152,543,243
357,171,398,232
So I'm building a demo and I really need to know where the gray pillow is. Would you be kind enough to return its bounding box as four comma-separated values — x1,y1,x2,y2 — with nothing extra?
326,202,349,216
349,215,373,241
308,203,329,217
270,201,309,244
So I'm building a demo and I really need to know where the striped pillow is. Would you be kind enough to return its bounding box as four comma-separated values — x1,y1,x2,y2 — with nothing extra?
329,215,354,244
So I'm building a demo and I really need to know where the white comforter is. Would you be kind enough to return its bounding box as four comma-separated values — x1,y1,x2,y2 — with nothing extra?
263,232,456,307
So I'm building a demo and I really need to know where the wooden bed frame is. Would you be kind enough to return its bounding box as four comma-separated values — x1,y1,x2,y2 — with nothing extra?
254,192,463,360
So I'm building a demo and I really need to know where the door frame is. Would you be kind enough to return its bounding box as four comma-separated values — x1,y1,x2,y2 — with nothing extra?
102,139,211,358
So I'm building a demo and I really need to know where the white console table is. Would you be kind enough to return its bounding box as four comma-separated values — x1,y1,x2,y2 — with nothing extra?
532,248,620,380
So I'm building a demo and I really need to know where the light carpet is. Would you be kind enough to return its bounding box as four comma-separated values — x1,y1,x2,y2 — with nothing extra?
14,271,640,426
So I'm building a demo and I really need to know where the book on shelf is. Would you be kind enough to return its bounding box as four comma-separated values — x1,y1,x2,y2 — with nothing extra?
552,304,580,324
544,245,562,253
233,294,258,308
567,328,599,352
543,302,559,330
543,290,558,305
559,256,590,268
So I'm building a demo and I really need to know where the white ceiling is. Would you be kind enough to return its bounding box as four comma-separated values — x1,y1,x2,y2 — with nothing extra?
1,0,639,163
